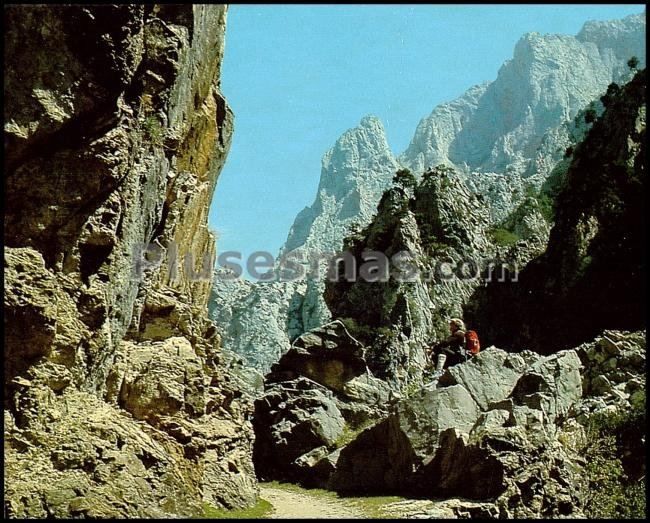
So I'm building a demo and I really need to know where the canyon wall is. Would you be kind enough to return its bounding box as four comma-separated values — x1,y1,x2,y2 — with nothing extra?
4,5,256,518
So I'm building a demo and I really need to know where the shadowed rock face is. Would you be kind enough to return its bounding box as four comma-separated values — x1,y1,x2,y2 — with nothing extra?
4,5,257,518
252,327,644,517
465,69,647,354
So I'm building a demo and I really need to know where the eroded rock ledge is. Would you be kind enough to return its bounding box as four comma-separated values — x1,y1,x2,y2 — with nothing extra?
4,5,257,518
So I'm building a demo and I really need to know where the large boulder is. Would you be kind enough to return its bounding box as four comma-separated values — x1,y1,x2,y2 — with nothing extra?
510,350,583,426
252,319,398,485
268,320,367,393
330,346,588,518
331,383,479,493
420,425,585,518
252,377,345,481
437,347,540,410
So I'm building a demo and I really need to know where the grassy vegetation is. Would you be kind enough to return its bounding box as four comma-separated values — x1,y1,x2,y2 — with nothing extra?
143,115,165,147
581,399,646,519
340,317,375,345
348,495,407,518
200,499,274,519
488,227,520,247
264,480,339,500
333,420,377,449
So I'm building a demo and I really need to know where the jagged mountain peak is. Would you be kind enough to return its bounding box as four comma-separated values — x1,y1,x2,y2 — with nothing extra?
320,115,394,190
211,11,645,377
283,115,398,255
401,11,645,181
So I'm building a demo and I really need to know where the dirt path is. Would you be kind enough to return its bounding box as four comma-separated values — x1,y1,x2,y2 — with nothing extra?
260,484,366,519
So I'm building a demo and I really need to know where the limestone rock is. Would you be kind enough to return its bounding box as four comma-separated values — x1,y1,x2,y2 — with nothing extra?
268,320,367,393
437,348,538,410
331,384,480,493
252,378,346,481
400,12,645,221
210,116,400,374
4,5,256,517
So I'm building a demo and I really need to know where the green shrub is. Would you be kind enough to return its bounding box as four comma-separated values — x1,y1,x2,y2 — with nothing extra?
340,317,375,344
627,56,639,70
489,227,519,247
143,115,164,147
393,168,417,190
584,107,597,124
334,420,376,448
581,402,646,518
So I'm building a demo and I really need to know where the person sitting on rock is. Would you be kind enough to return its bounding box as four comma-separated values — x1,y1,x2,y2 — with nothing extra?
429,318,468,371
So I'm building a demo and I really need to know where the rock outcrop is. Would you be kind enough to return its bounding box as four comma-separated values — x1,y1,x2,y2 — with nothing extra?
4,5,256,518
323,165,496,387
252,321,395,486
210,12,645,374
251,324,645,517
465,68,646,353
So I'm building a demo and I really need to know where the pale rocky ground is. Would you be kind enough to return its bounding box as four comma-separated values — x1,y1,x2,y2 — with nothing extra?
260,484,365,519
258,483,493,519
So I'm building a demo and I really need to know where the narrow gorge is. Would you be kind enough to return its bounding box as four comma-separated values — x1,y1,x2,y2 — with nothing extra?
3,5,647,520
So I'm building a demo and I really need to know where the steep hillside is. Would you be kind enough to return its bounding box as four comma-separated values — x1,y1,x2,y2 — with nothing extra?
210,12,646,373
465,68,647,353
324,166,494,385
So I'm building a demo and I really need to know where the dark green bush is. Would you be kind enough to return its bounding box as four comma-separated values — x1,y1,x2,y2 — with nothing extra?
489,227,519,247
581,400,646,518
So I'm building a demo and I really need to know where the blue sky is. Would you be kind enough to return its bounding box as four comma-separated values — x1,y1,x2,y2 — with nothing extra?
209,4,644,265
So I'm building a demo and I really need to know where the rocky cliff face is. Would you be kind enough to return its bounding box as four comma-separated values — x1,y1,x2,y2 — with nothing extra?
210,116,399,373
324,166,495,387
282,115,400,255
465,68,646,354
401,12,646,221
4,5,256,518
210,12,645,374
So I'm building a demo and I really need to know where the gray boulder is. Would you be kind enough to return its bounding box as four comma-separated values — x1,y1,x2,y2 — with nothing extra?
331,383,479,493
252,378,345,481
268,320,367,393
438,347,538,410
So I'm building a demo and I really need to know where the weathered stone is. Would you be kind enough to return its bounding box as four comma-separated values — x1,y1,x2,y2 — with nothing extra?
438,348,535,410
341,373,392,405
4,248,59,387
4,5,257,517
331,384,479,493
114,337,205,421
510,350,583,424
253,379,345,481
271,321,367,393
